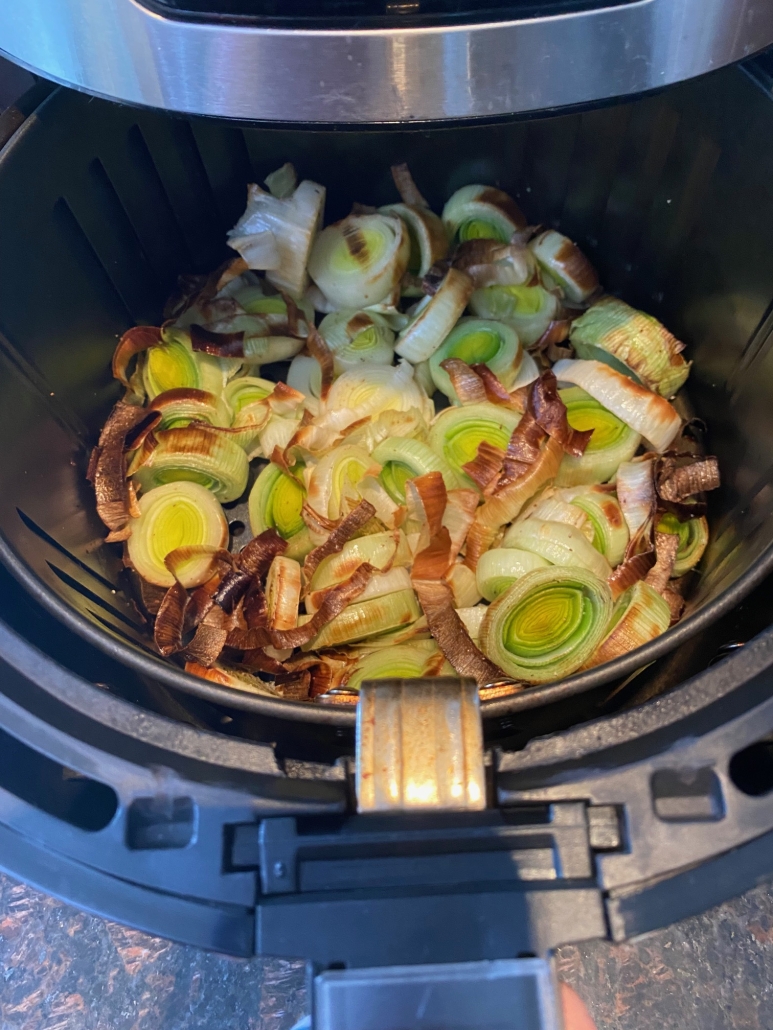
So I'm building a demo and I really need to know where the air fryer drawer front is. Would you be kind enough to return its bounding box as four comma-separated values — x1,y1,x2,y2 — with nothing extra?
1,0,773,122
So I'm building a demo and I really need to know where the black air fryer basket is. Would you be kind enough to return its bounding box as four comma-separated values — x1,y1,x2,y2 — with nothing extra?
4,57,773,1028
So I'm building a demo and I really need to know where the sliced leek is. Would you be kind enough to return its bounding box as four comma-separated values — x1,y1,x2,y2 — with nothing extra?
346,639,452,691
428,403,521,479
143,327,228,400
479,566,613,683
266,555,302,631
287,354,323,400
308,213,410,309
307,444,375,520
302,588,422,650
586,580,670,668
307,567,412,615
318,309,395,372
322,361,432,431
248,461,312,559
468,285,560,346
476,547,551,602
447,562,482,608
570,296,690,398
442,184,525,244
224,376,274,414
126,482,228,588
394,269,474,362
552,358,682,452
373,437,460,502
309,530,412,595
455,605,488,641
568,488,629,567
429,318,523,401
132,426,249,503
149,388,231,430
379,202,448,279
656,513,709,576
503,518,612,581
555,387,641,487
529,230,599,305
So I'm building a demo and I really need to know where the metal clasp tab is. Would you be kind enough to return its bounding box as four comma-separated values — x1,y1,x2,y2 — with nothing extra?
356,677,485,813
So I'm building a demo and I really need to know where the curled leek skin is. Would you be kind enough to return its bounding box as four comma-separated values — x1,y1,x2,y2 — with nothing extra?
428,402,521,479
287,354,323,400
476,548,550,602
132,426,249,503
468,284,560,346
307,444,375,521
429,318,523,401
503,518,612,581
224,376,274,414
379,202,448,279
442,184,525,244
657,513,709,576
302,588,422,651
307,566,412,615
126,482,228,588
308,213,410,309
372,437,460,502
585,580,670,669
479,565,613,683
555,387,641,487
318,309,395,373
148,388,231,430
346,639,452,691
529,230,599,305
570,296,690,399
394,269,474,363
568,488,629,568
248,461,311,559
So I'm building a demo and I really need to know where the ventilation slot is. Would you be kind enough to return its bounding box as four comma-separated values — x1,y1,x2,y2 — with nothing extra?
17,507,116,591
126,795,196,850
0,725,117,831
729,739,773,797
46,561,144,630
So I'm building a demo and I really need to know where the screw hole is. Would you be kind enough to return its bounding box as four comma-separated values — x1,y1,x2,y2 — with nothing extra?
229,520,246,539
729,739,773,796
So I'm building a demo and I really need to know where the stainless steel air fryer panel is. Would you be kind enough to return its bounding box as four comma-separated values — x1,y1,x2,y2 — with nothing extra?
1,0,773,123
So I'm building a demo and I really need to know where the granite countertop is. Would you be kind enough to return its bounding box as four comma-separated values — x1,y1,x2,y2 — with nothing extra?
2,870,773,1029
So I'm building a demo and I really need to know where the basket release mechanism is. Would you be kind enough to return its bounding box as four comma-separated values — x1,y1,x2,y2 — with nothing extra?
355,677,486,813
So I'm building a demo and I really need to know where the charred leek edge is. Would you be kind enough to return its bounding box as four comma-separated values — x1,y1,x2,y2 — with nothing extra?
307,444,375,521
570,296,689,399
428,402,521,479
475,547,550,602
132,426,249,503
479,565,613,683
503,518,613,581
372,437,461,502
442,184,524,244
529,230,599,305
394,269,474,363
323,361,432,430
429,318,523,400
266,555,302,631
456,605,488,641
143,328,228,400
345,639,452,691
307,567,412,615
248,461,307,543
301,588,421,650
227,177,325,300
447,562,482,608
309,530,412,594
569,489,629,568
308,213,409,309
287,354,323,399
551,359,682,453
586,580,670,668
468,285,560,346
657,512,709,576
379,202,449,278
555,386,641,487
318,309,395,372
224,376,274,414
126,482,228,588
149,389,231,430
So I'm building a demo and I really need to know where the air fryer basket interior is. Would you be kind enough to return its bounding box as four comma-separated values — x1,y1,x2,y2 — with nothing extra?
2,65,773,726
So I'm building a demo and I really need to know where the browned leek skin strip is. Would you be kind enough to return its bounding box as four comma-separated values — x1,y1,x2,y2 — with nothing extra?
441,358,487,404
470,363,523,409
645,530,680,594
88,403,161,543
462,441,506,494
303,500,377,580
184,604,236,666
607,550,656,601
391,162,430,208
531,369,593,457
112,326,162,388
465,436,563,570
154,581,188,656
189,323,246,357
306,325,334,400
270,562,377,649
